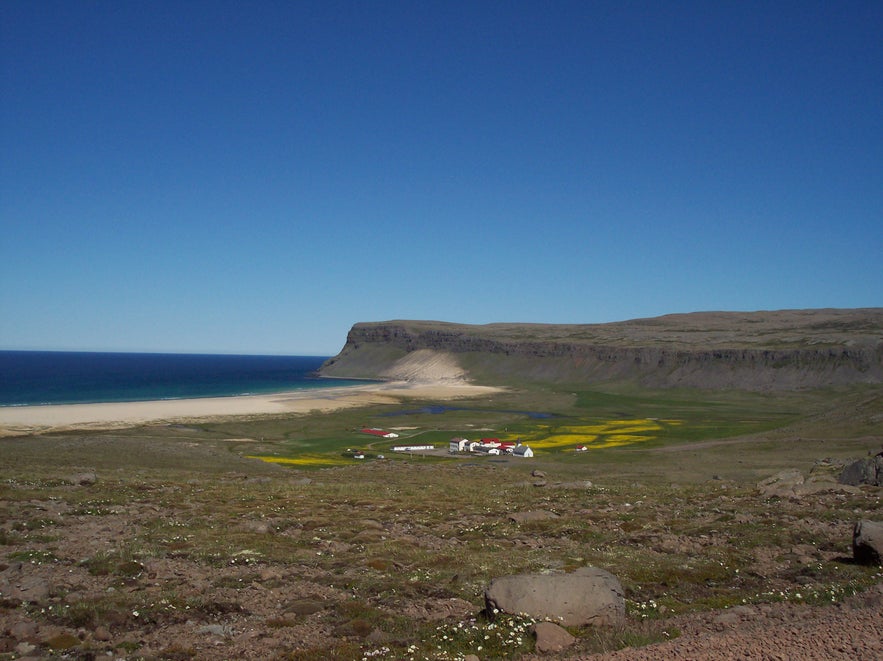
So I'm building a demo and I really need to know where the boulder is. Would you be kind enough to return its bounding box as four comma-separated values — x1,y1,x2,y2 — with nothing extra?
839,459,879,487
792,475,841,496
484,567,625,627
853,520,883,566
533,621,575,653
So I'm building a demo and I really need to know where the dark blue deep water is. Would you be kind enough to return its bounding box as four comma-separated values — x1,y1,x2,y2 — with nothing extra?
0,351,360,406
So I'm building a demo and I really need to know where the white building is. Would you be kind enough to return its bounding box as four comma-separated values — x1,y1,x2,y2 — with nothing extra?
449,437,470,453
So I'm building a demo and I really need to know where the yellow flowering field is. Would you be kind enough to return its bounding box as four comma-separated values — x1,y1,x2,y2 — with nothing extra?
246,454,351,467
525,418,680,451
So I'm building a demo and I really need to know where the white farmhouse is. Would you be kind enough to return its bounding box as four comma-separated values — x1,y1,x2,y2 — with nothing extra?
449,437,470,453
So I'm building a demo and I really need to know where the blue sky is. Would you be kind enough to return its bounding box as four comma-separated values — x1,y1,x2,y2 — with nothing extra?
2,1,881,355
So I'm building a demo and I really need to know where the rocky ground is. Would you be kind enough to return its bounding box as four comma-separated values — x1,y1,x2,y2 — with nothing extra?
0,430,883,660
579,587,883,660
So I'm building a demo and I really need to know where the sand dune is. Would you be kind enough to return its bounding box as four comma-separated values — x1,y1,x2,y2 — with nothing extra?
379,349,467,383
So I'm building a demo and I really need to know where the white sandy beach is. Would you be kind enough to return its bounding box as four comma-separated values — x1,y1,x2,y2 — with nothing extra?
0,380,503,437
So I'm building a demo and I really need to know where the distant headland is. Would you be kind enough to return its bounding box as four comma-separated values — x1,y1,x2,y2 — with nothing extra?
319,308,883,391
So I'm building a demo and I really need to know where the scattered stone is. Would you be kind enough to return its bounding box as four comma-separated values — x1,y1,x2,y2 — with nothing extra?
533,621,575,653
283,599,325,616
9,620,38,640
757,469,804,497
532,479,547,488
531,470,546,478
0,564,50,602
508,510,560,524
352,529,384,543
241,520,272,534
67,472,97,486
713,606,753,630
92,625,111,642
550,480,593,489
485,567,625,627
198,624,229,636
853,520,883,566
15,642,36,656
259,567,282,582
400,597,474,621
463,655,480,661
44,632,80,650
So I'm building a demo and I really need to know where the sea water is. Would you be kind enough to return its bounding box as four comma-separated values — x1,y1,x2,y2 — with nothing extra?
0,351,360,407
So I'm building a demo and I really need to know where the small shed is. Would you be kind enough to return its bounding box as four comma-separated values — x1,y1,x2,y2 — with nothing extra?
513,444,534,458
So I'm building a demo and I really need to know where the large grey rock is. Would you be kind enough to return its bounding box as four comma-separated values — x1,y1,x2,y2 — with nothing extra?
853,520,883,566
839,459,880,487
484,567,624,627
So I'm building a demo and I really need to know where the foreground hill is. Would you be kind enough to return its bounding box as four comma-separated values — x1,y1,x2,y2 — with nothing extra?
319,308,883,390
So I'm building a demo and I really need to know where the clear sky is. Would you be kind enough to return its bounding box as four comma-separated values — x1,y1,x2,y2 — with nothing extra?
2,1,881,356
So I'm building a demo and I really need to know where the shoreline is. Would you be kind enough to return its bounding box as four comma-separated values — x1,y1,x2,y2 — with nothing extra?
0,380,504,437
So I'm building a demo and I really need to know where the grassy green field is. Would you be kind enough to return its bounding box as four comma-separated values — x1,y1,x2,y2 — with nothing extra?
1,383,880,659
147,383,875,474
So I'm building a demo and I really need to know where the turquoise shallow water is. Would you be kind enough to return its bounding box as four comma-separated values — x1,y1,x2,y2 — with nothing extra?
0,351,361,406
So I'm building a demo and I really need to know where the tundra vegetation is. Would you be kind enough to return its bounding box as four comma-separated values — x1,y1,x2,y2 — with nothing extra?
1,379,881,659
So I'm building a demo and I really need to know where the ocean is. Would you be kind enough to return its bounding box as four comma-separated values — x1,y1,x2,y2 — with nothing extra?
0,351,360,407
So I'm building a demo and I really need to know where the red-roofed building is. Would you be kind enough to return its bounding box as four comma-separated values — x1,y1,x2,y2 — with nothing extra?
360,428,399,438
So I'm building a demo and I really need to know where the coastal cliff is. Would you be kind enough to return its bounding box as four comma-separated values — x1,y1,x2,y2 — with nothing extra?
319,309,883,391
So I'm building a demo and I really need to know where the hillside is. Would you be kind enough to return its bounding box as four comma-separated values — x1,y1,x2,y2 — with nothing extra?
319,308,883,390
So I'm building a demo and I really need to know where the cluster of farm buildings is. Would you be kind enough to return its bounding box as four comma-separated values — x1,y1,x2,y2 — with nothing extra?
359,428,534,458
448,437,534,457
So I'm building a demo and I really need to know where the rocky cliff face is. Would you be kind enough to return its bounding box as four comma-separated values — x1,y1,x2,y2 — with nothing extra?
319,309,883,390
